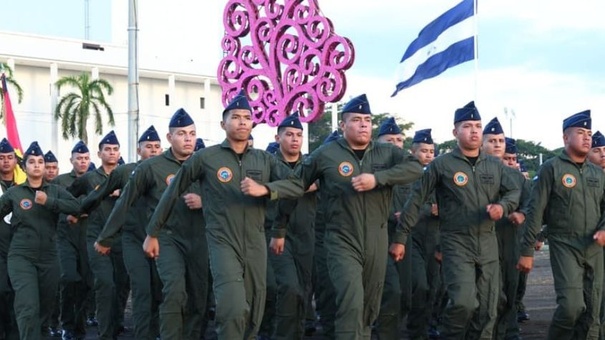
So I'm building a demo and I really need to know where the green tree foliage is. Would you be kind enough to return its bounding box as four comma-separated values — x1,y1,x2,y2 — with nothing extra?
54,72,114,144
0,63,24,121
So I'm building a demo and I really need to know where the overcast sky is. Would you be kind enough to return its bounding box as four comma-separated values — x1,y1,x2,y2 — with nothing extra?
2,0,604,149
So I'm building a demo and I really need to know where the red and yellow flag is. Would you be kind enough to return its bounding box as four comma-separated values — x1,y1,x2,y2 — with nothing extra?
1,73,26,184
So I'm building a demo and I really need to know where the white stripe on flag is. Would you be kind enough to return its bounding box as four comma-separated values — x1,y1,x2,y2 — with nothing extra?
396,16,474,84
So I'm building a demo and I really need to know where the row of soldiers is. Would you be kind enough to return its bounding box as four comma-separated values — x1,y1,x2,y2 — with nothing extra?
0,90,604,340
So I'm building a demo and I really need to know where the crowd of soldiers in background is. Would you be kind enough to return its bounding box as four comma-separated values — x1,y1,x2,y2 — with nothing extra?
0,91,604,340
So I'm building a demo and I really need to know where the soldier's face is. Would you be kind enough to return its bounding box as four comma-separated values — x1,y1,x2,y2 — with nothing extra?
222,110,253,142
413,143,435,166
588,146,605,170
25,155,45,178
340,113,372,148
564,127,592,157
167,125,196,159
71,152,90,175
98,144,120,166
502,153,518,169
138,141,162,160
377,134,404,149
453,120,482,151
276,127,303,157
0,153,17,175
44,162,59,181
482,133,506,159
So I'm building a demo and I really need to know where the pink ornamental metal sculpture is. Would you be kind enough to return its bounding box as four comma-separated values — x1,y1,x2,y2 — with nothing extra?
218,0,355,126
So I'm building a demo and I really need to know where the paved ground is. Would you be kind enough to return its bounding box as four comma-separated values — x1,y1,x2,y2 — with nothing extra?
73,247,556,339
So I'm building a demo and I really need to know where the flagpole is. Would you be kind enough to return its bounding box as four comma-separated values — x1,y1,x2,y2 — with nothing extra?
473,0,479,101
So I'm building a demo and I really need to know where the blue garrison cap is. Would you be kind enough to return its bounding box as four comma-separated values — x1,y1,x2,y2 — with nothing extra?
24,141,43,159
341,94,372,115
169,108,195,128
563,110,591,131
278,112,303,130
248,134,254,140
118,157,125,165
412,129,434,144
71,140,89,154
483,117,504,135
88,162,96,172
223,90,252,115
323,130,340,145
265,142,280,154
44,151,58,163
377,117,402,137
505,137,517,154
454,101,481,124
592,131,605,148
194,138,206,151
138,125,161,143
519,160,527,173
98,130,120,149
0,138,14,153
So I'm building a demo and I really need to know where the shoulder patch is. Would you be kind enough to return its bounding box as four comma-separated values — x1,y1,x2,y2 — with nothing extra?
561,174,576,188
165,174,176,186
20,198,33,210
338,162,354,177
453,171,469,187
217,167,233,183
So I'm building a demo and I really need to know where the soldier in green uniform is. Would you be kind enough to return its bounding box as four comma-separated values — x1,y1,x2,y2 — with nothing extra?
310,130,340,338
0,141,80,340
266,113,318,339
67,131,127,340
81,125,162,340
405,129,441,340
43,151,59,182
105,111,209,339
374,117,415,340
272,94,423,339
53,141,91,340
0,138,21,340
391,101,520,339
518,110,605,339
480,118,530,340
144,91,303,339
589,131,605,340
41,150,62,337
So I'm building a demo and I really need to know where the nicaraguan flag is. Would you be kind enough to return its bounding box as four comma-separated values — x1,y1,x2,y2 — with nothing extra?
392,0,476,96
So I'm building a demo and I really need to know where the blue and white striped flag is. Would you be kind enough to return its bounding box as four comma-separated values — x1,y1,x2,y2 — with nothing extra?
392,0,476,97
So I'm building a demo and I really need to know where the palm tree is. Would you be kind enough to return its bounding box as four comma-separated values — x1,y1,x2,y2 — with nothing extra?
0,62,24,121
54,72,115,144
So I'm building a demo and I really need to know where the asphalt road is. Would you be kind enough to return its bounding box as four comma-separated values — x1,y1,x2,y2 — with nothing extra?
72,246,556,339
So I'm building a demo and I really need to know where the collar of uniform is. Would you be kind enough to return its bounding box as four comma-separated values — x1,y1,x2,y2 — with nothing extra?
220,139,252,153
22,179,49,189
274,149,303,164
164,148,182,163
337,138,374,153
451,147,487,162
559,149,588,168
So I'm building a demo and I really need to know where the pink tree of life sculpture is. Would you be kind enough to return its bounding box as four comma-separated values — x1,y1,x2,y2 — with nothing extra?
218,0,355,126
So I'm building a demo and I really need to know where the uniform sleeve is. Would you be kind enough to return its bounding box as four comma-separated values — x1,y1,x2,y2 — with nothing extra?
520,164,553,257
373,149,423,187
96,169,145,246
264,154,305,200
517,177,532,216
0,192,13,219
45,185,80,215
66,175,87,198
497,165,521,217
394,163,438,245
597,182,605,231
146,153,205,237
81,167,126,214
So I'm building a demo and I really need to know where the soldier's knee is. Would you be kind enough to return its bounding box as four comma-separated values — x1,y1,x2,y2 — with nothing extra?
557,297,585,325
